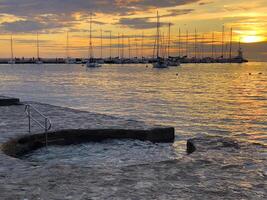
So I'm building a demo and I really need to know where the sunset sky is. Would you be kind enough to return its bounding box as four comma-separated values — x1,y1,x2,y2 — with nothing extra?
0,0,266,61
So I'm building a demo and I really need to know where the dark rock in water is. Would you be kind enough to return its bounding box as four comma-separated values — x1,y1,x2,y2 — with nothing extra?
186,139,196,154
186,136,240,154
221,140,240,149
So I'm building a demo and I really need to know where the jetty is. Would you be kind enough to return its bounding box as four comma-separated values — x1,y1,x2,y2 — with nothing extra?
0,97,174,156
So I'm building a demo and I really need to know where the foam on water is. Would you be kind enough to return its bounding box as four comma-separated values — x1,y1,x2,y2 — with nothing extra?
0,62,266,148
22,139,184,167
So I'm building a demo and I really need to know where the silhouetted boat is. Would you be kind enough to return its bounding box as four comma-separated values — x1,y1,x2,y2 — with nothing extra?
153,11,168,68
86,13,102,68
8,35,15,64
35,33,43,64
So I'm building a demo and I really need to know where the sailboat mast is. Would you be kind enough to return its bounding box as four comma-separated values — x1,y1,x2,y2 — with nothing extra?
221,25,224,58
167,23,171,58
156,11,160,58
66,32,69,59
89,13,93,59
201,33,204,58
229,27,233,59
117,33,120,58
135,35,138,58
37,32,40,59
121,33,124,59
186,30,189,57
211,32,214,58
10,35,14,62
109,31,112,58
178,28,181,57
141,32,144,59
128,36,131,59
100,28,103,58
194,29,197,58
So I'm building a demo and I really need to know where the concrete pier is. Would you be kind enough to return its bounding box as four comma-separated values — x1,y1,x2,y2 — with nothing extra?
0,101,174,157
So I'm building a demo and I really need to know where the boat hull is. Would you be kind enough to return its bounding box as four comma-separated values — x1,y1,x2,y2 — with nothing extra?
86,62,102,68
153,62,168,68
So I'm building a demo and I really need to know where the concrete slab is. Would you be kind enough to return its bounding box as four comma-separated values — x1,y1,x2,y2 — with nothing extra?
0,96,20,106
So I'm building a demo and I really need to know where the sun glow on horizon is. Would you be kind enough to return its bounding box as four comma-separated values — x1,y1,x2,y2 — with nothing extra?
241,35,265,43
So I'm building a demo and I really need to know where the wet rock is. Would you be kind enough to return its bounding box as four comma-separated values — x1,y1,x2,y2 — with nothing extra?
186,139,196,154
186,136,240,154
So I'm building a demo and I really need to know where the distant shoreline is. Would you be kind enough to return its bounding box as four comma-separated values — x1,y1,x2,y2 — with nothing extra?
0,57,248,64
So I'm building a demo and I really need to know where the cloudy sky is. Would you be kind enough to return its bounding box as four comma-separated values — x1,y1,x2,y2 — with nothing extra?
0,0,266,60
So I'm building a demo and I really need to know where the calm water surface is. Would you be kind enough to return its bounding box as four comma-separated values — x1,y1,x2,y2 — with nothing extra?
1,63,266,143
0,62,267,165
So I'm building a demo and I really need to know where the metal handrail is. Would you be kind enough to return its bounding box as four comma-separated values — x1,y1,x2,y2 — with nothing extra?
25,104,52,146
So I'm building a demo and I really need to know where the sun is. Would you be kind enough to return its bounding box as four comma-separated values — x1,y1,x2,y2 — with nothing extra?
241,35,265,43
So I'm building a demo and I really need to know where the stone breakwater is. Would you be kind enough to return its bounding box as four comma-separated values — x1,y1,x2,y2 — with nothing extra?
0,101,266,199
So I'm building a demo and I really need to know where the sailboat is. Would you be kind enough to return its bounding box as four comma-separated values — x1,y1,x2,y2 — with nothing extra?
86,13,101,68
153,11,168,68
8,35,15,64
36,32,43,64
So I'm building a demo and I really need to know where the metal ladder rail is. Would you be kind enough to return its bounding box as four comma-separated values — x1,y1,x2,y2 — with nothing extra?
25,104,52,146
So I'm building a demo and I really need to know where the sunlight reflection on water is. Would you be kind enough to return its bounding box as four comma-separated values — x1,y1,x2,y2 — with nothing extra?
0,62,266,146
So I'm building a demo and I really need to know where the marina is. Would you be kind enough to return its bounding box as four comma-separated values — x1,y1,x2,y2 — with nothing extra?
1,12,248,66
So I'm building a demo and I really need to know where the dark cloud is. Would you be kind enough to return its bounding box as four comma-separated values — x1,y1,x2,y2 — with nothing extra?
162,9,195,17
127,0,199,9
117,17,172,30
116,8,194,30
198,1,214,6
0,0,200,16
0,20,63,33
0,0,200,32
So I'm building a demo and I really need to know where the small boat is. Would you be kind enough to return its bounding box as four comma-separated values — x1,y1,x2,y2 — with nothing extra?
153,11,168,69
8,35,15,64
35,60,43,64
86,13,101,68
86,60,102,68
167,60,180,67
153,58,168,68
8,60,16,64
65,58,76,64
